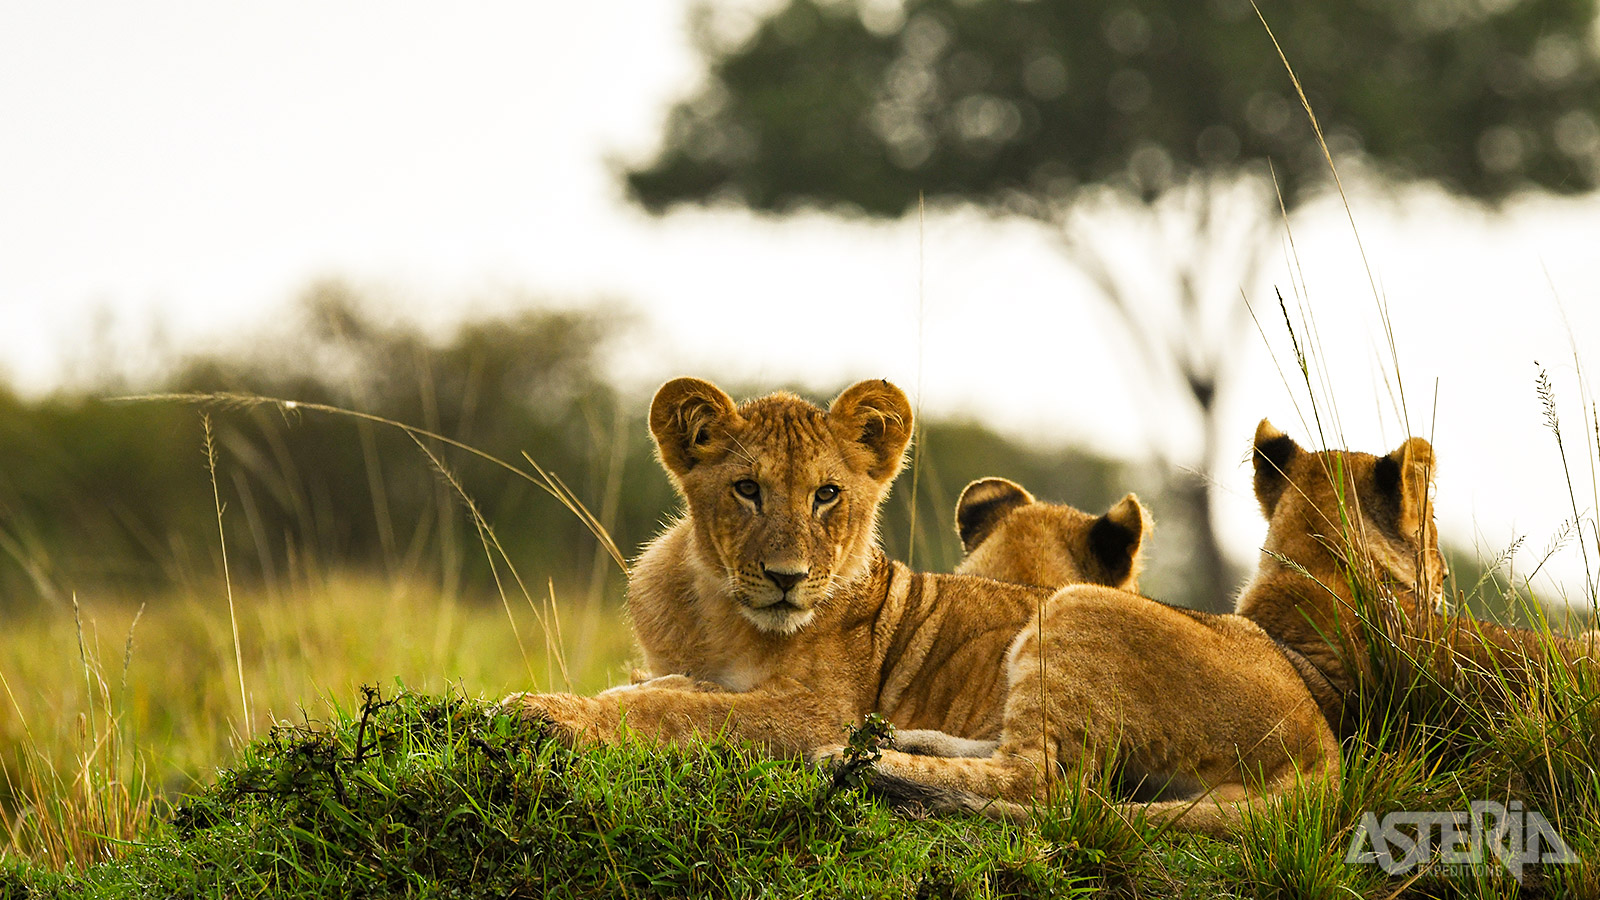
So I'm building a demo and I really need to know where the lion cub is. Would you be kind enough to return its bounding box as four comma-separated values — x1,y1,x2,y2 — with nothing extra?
508,377,1061,758
864,477,1339,834
951,477,1148,591
892,477,1150,759
1239,420,1595,734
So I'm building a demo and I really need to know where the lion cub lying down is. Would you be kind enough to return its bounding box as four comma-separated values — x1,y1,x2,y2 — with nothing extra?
507,377,1335,835
891,476,1148,759
849,477,1338,835
509,377,1059,757
510,378,1139,753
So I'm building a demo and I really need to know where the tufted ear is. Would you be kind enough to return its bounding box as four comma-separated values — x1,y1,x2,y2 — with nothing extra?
649,377,740,479
955,477,1035,553
1381,436,1436,538
827,379,913,482
1089,493,1147,585
1252,419,1301,519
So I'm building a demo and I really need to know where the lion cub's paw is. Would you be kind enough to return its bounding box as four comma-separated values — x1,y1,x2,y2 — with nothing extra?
496,691,538,718
808,744,850,765
496,691,596,744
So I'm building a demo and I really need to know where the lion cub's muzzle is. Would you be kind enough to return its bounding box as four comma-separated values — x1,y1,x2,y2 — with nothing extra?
763,565,807,595
749,565,812,610
737,565,822,633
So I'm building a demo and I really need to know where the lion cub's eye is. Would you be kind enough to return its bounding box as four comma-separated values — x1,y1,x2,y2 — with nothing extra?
814,484,841,505
734,479,761,500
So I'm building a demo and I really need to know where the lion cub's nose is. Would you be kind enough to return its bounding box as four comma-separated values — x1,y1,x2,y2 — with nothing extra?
764,567,808,594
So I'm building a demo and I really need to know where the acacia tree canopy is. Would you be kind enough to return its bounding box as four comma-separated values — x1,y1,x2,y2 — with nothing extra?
628,0,1600,219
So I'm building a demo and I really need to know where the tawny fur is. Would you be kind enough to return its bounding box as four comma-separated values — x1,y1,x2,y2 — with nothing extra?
891,477,1151,759
1236,420,1596,736
509,379,1073,757
952,477,1149,591
856,479,1340,837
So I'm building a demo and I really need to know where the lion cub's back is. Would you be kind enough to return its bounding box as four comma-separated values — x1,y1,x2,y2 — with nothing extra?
1017,586,1321,744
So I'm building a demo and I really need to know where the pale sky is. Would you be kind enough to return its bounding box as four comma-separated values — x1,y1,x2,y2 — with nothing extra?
3,1,1599,609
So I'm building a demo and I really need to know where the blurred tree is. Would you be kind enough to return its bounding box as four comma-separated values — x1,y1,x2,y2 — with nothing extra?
0,387,214,601
625,0,1600,609
0,284,672,607
164,282,662,605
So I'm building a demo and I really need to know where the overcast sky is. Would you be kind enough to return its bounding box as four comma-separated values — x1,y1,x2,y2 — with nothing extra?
3,1,1599,608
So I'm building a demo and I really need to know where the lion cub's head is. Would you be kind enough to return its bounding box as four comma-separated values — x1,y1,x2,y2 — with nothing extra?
1251,419,1446,594
952,477,1148,591
650,377,913,634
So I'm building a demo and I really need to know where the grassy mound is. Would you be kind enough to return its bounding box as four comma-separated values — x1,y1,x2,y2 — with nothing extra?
4,682,1594,899
2,690,1129,899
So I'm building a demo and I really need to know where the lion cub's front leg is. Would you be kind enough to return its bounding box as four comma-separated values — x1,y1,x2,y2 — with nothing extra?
505,676,848,759
814,730,1000,768
892,729,1001,758
609,672,723,693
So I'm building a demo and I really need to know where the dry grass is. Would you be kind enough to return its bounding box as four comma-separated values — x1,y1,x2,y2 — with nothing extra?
0,575,634,869
4,387,642,871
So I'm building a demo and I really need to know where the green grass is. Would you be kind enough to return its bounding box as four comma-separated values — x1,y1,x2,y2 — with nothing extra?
1,689,1126,899
4,419,1598,898
5,672,1595,898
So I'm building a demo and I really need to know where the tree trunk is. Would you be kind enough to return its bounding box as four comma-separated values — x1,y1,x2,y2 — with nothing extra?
1171,472,1240,612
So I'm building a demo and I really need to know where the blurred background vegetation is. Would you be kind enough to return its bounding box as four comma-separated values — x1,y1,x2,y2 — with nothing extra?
0,280,1165,613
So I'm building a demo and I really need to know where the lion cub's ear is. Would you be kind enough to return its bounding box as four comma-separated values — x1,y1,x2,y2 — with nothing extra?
1379,436,1436,537
650,377,740,478
1089,493,1147,585
955,478,1035,553
828,379,913,482
1252,419,1302,518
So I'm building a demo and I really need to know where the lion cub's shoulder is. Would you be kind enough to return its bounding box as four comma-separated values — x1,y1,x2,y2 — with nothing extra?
952,477,1148,591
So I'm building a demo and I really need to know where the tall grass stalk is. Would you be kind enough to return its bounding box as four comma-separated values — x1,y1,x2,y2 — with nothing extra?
202,415,252,734
408,432,581,690
1536,363,1599,613
116,391,628,575
906,191,927,569
120,390,630,691
407,432,539,684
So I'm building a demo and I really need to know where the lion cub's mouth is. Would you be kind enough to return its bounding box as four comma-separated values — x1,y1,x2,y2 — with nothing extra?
737,595,817,634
